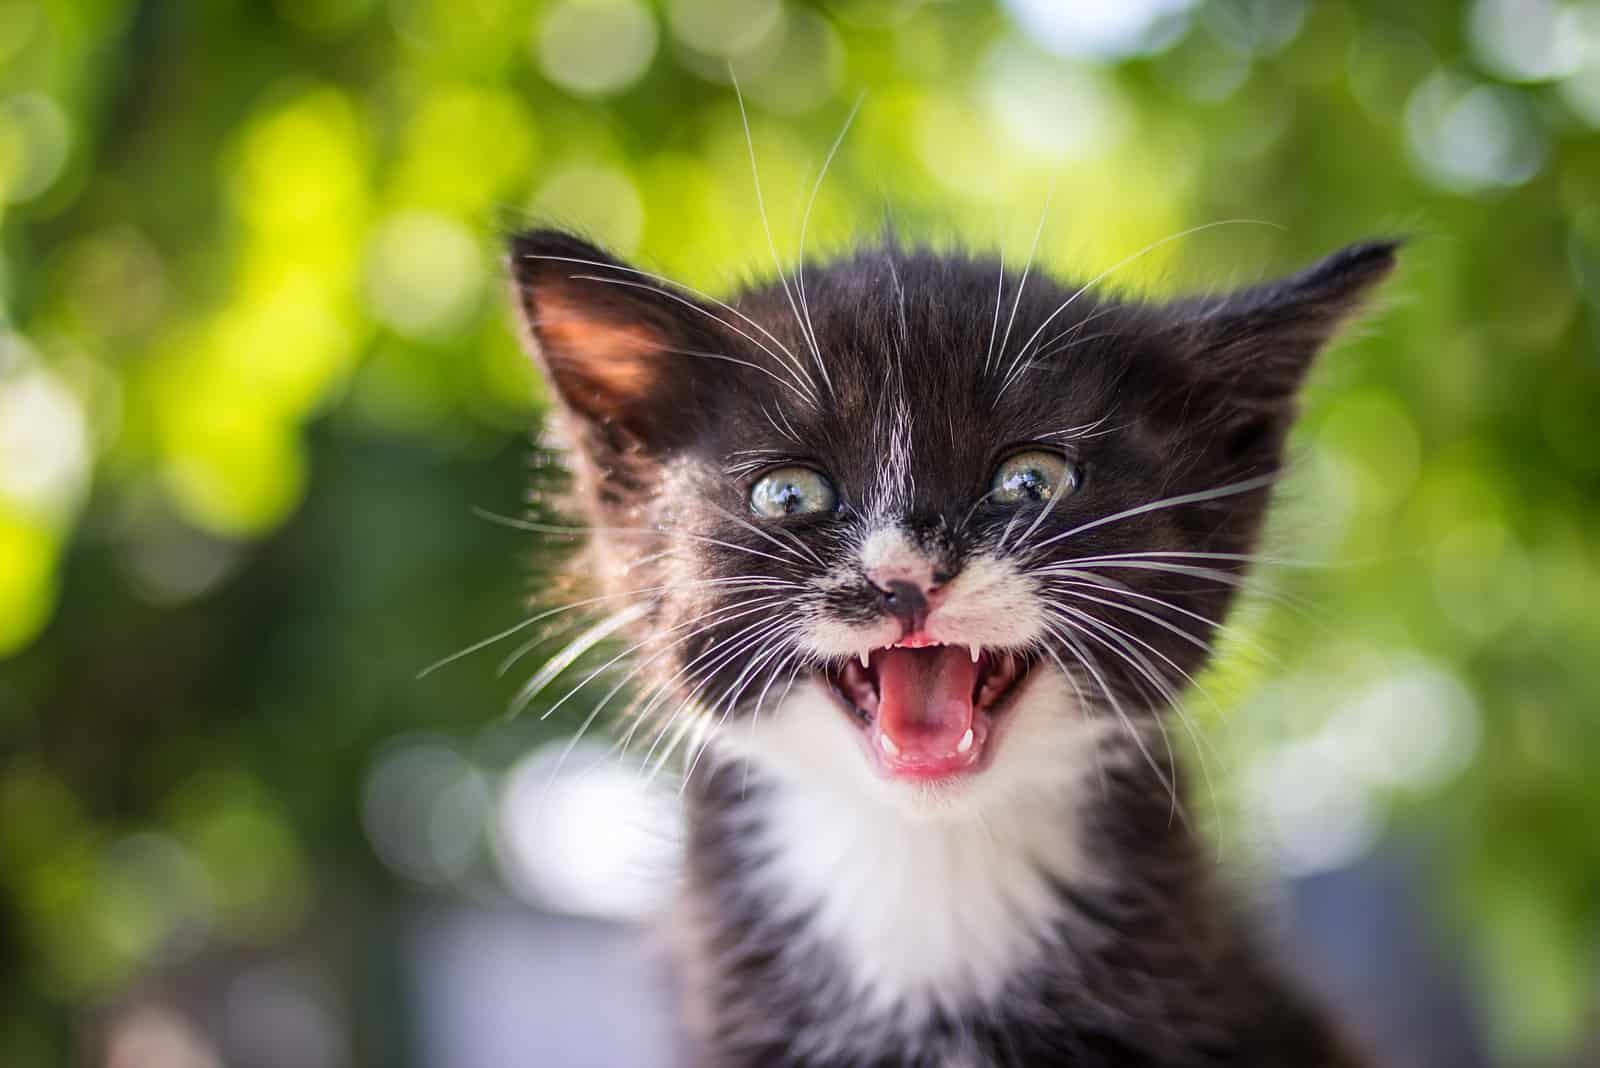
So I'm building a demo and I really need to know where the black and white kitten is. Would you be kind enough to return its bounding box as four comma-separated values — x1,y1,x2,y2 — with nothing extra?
508,228,1397,1068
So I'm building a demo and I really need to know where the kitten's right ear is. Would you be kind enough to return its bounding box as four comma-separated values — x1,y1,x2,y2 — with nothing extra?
1175,238,1402,406
508,229,712,452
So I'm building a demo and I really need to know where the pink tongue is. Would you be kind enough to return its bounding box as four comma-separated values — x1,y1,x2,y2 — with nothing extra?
873,646,979,763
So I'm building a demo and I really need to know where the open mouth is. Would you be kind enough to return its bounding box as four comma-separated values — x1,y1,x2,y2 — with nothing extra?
824,643,1035,781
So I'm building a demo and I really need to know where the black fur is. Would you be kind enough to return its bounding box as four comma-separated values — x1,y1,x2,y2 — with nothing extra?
509,229,1398,1067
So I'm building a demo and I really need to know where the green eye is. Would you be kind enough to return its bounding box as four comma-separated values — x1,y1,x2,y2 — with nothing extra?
750,466,837,518
991,450,1078,506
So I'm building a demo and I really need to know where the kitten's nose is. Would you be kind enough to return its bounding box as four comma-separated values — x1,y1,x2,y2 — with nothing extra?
875,579,929,628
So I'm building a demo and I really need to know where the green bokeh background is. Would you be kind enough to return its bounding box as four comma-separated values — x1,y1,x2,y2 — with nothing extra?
2,0,1598,1064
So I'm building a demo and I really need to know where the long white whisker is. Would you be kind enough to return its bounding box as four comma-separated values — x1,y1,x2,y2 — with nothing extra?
1045,579,1214,654
1047,607,1205,827
1041,619,1181,818
1047,600,1225,776
531,597,795,799
545,308,815,402
418,587,660,678
681,627,800,789
1008,471,1072,556
732,69,834,400
797,92,863,362
554,275,815,401
643,618,797,786
1028,474,1278,552
474,508,817,570
706,502,825,567
1035,413,1115,443
1045,548,1323,568
521,595,788,720
1048,604,1189,710
632,611,796,772
516,252,812,395
991,182,1053,379
501,603,650,720
493,577,800,676
983,245,1006,374
741,647,805,795
1019,306,1125,371
996,218,1283,400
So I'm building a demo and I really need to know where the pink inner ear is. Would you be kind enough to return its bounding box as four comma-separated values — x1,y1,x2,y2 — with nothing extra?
536,292,665,421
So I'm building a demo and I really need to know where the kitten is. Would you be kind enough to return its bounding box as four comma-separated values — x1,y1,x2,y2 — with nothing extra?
508,227,1397,1067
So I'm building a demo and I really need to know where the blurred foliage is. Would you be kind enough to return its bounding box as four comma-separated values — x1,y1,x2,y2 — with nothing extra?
1,0,1598,1064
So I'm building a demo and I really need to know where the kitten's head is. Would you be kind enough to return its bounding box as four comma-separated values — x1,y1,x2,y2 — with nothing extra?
509,230,1395,813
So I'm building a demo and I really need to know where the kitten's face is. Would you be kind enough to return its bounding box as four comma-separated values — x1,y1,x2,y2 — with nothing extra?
511,232,1393,812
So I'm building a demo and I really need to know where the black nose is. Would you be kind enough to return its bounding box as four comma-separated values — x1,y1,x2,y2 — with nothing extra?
876,579,929,627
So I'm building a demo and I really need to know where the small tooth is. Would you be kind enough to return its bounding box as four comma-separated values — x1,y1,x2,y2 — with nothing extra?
956,728,975,754
969,644,980,663
879,732,901,757
859,649,871,669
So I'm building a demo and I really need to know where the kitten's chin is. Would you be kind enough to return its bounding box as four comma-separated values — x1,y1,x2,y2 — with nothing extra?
821,644,1036,784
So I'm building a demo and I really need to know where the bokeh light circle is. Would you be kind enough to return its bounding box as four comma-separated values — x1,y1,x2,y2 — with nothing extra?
495,741,681,922
365,212,485,340
667,0,783,57
1405,71,1547,193
362,737,490,887
0,93,71,204
536,0,659,97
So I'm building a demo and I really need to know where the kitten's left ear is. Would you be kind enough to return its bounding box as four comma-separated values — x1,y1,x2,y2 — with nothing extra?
507,229,718,455
1176,238,1402,403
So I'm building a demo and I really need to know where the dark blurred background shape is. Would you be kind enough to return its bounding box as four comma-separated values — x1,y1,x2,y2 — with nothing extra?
2,1,1598,1065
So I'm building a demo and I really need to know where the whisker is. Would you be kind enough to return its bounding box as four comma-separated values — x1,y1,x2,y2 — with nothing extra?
493,577,802,676
1047,606,1213,828
473,508,818,570
1047,600,1225,776
529,598,794,799
681,628,801,789
995,218,1284,401
418,586,661,679
1034,412,1116,443
518,594,789,720
1044,578,1214,654
742,648,805,795
1007,468,1072,556
642,619,797,786
1021,306,1125,370
796,92,864,364
957,487,1004,534
515,252,813,395
984,244,1006,375
1047,548,1325,569
631,612,797,773
1038,618,1180,818
1040,558,1293,601
501,603,651,720
990,182,1053,378
1027,474,1278,553
551,278,815,401
732,69,834,400
705,501,825,568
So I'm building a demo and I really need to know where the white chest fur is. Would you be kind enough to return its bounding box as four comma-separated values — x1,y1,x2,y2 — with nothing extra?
716,672,1109,1025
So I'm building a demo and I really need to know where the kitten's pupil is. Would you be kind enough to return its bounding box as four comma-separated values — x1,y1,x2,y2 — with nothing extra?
992,451,1073,505
750,466,835,518
1011,471,1046,501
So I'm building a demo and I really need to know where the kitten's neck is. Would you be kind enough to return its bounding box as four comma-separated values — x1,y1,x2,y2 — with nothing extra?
673,731,1368,1068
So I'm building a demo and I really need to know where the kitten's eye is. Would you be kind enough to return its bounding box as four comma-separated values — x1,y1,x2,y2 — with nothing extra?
990,450,1078,506
750,466,837,518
